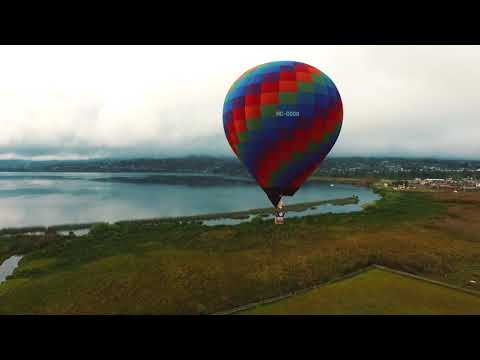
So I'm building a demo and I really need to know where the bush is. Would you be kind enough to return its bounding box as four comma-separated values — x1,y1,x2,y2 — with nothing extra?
89,223,120,240
251,215,265,225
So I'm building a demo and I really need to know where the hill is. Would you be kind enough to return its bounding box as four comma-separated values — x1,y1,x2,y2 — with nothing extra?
0,156,479,180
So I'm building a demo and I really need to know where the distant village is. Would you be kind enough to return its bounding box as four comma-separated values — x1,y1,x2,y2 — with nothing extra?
387,177,480,192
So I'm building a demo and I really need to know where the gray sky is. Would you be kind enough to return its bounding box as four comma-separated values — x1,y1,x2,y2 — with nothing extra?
1,45,479,160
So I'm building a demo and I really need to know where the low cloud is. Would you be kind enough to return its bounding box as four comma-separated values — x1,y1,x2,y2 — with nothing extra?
0,45,479,160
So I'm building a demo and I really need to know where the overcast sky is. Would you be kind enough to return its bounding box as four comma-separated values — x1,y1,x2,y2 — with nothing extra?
0,45,479,160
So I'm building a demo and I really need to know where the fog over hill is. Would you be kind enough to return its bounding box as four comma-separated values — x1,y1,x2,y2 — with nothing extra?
0,156,479,180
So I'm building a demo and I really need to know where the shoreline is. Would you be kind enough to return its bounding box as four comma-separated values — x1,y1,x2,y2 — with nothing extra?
117,196,360,225
0,175,380,235
0,196,361,235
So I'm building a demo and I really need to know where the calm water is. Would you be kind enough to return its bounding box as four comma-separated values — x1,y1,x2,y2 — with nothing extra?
57,229,91,236
0,172,380,229
0,255,23,284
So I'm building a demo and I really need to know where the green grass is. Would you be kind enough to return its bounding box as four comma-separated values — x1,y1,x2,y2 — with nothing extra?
0,232,61,265
116,196,358,225
1,188,479,314
238,268,480,315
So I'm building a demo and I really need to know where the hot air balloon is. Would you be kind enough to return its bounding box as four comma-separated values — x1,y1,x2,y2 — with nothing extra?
223,61,343,214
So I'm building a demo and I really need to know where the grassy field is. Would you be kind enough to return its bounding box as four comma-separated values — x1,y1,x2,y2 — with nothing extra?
237,267,480,315
1,187,480,314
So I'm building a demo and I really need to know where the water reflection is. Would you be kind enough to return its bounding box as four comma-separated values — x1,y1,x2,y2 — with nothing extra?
0,255,23,284
57,228,90,236
0,172,380,228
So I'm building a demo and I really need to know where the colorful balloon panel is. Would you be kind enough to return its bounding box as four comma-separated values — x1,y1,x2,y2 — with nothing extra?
223,61,343,206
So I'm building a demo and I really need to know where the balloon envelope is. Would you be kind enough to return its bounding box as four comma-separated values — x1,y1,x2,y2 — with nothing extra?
223,61,343,207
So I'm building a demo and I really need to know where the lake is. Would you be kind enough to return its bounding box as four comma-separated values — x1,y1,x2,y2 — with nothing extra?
0,255,23,284
0,172,380,229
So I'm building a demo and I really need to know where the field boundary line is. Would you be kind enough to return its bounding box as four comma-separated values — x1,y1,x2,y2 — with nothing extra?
212,265,377,315
372,265,480,298
212,264,480,315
